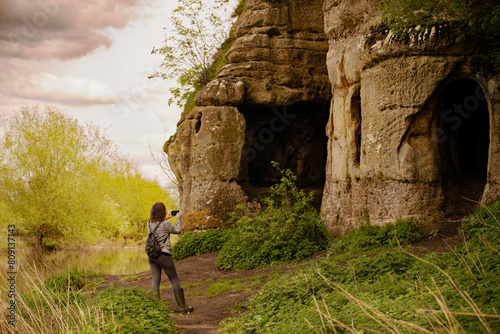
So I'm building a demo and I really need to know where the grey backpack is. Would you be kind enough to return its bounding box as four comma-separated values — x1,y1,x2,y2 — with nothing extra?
145,222,162,258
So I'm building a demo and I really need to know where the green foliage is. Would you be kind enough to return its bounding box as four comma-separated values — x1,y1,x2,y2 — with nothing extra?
83,278,107,291
381,0,500,34
120,275,140,282
19,267,89,325
216,165,328,270
207,281,246,297
44,266,87,293
0,106,174,247
460,198,500,248
329,218,422,253
89,287,176,334
7,264,175,333
380,0,500,70
232,0,246,18
150,0,236,109
220,200,500,333
172,229,228,261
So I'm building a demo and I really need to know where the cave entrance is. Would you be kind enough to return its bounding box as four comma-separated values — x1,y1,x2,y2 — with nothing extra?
436,78,490,218
237,102,330,210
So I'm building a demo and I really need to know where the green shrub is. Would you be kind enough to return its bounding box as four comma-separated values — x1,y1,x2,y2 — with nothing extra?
232,0,246,18
381,0,500,35
329,218,422,253
380,0,500,70
460,198,500,248
216,165,328,270
13,267,176,333
172,229,229,261
22,267,93,313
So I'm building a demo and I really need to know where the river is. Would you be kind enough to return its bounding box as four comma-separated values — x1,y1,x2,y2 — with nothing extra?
1,245,154,292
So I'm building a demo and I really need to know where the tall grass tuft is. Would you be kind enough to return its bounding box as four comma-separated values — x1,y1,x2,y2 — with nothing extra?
0,261,176,333
307,200,500,333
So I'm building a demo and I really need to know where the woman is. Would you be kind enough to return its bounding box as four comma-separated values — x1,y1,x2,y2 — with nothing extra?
147,202,194,312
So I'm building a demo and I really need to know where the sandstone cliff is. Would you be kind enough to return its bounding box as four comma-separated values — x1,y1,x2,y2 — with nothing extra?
165,0,331,230
322,0,499,234
165,0,500,235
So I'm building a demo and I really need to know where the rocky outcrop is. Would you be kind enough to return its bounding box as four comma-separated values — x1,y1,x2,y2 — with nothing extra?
321,0,500,235
165,0,500,234
165,0,331,230
165,105,247,229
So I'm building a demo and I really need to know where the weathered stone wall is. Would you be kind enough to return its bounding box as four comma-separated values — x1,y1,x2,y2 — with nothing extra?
165,105,247,229
165,0,330,230
218,0,331,106
321,0,500,235
165,0,500,233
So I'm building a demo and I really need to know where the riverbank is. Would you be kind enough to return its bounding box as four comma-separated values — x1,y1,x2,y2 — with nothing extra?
91,251,300,334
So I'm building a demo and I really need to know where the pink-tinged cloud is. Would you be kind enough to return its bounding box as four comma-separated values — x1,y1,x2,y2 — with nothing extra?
11,71,122,106
0,0,154,60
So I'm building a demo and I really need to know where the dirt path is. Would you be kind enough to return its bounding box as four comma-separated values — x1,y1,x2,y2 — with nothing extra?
96,251,295,334
94,231,459,334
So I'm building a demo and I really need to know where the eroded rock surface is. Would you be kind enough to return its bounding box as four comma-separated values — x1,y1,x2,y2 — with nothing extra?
165,0,500,234
321,0,500,235
165,0,331,229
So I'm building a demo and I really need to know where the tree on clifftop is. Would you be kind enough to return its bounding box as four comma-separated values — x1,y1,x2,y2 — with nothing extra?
149,0,240,111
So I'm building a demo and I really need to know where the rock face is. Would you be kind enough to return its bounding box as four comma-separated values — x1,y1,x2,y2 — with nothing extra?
165,105,247,229
165,0,331,230
322,0,499,235
165,0,500,234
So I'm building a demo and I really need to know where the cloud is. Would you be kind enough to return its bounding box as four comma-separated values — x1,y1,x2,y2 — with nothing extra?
11,71,122,106
0,0,155,60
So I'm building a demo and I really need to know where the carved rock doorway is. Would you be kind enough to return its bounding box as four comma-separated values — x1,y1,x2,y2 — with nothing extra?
436,78,490,218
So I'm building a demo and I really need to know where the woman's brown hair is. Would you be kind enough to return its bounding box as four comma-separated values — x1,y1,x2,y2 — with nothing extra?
149,202,166,222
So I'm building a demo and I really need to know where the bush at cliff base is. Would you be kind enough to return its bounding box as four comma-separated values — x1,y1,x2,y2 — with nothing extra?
216,167,329,271
219,198,500,333
172,228,229,261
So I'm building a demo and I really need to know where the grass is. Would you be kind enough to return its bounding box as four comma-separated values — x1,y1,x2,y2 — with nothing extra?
120,275,140,282
186,290,204,297
4,195,498,333
82,278,107,292
0,264,176,333
219,199,500,333
178,273,274,299
207,281,242,297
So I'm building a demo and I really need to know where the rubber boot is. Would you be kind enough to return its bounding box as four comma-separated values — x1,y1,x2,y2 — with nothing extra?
173,288,194,312
151,289,160,300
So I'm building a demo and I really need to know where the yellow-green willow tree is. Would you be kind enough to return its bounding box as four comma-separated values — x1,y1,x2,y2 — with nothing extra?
0,106,174,247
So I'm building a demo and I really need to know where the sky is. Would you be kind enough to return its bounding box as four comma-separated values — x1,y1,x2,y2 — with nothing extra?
0,0,189,193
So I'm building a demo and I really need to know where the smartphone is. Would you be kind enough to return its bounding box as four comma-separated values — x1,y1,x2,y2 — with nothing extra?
171,210,179,216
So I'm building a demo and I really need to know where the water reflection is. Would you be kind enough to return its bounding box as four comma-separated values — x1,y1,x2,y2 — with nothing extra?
1,247,150,291
22,247,151,276
2,234,180,291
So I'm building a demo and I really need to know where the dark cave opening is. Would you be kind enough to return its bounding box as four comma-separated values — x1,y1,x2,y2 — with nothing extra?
237,102,330,210
436,78,490,217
